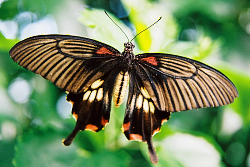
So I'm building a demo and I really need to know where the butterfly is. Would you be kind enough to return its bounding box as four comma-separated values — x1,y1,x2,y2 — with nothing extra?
9,30,238,163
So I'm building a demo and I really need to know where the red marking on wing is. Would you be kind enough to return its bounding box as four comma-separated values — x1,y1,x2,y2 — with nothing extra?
141,57,158,66
153,127,160,135
101,117,109,126
129,134,143,141
96,47,115,55
72,112,78,120
122,122,130,132
68,100,74,105
161,118,168,124
86,124,98,131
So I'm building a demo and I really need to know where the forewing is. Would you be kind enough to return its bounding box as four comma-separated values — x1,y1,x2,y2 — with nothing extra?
123,73,170,164
135,53,238,112
9,35,121,93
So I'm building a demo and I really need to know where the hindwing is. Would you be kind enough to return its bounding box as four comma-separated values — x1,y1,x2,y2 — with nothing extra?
123,73,170,164
63,69,119,145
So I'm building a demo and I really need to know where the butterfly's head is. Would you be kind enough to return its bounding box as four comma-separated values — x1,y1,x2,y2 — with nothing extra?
124,42,135,52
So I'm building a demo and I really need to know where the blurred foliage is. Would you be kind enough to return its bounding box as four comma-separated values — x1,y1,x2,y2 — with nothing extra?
0,0,250,167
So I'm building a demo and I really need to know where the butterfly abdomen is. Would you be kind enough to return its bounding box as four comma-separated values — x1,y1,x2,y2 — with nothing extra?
113,71,129,107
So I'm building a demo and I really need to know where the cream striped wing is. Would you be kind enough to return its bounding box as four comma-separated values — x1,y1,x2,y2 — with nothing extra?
9,35,121,93
135,53,238,112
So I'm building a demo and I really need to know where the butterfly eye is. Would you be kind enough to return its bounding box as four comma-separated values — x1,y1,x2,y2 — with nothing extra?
124,42,135,50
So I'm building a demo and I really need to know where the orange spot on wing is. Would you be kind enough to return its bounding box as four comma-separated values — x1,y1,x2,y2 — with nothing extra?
96,47,115,55
161,118,168,124
72,112,78,120
122,122,130,132
153,127,160,135
86,124,98,131
141,57,158,66
101,117,109,126
68,100,74,105
129,134,143,141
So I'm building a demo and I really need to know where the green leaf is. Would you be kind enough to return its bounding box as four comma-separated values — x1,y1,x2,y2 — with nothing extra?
72,150,131,167
0,140,16,167
79,9,132,51
0,33,19,52
156,133,224,167
13,127,79,167
0,0,19,20
128,8,152,51
215,64,250,121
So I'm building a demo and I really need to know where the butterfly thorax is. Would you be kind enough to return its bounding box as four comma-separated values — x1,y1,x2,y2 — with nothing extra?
121,42,135,69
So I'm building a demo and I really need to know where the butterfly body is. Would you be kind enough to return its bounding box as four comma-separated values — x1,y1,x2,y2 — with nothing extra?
9,34,238,164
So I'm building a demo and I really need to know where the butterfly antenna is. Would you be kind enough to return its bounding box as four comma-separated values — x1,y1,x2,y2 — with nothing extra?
105,11,129,42
130,16,162,42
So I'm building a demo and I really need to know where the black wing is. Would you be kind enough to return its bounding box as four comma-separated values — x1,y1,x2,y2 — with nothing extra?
123,73,170,164
134,53,238,112
9,35,121,93
63,69,118,145
9,34,122,146
124,53,238,164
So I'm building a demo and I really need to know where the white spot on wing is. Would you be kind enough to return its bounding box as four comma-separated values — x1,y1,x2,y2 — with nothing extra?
136,94,143,109
89,90,97,102
83,91,91,101
143,99,149,113
141,87,150,99
96,88,103,101
149,102,155,113
91,79,104,89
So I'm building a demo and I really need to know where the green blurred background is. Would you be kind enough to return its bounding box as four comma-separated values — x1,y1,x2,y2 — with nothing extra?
0,0,250,166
